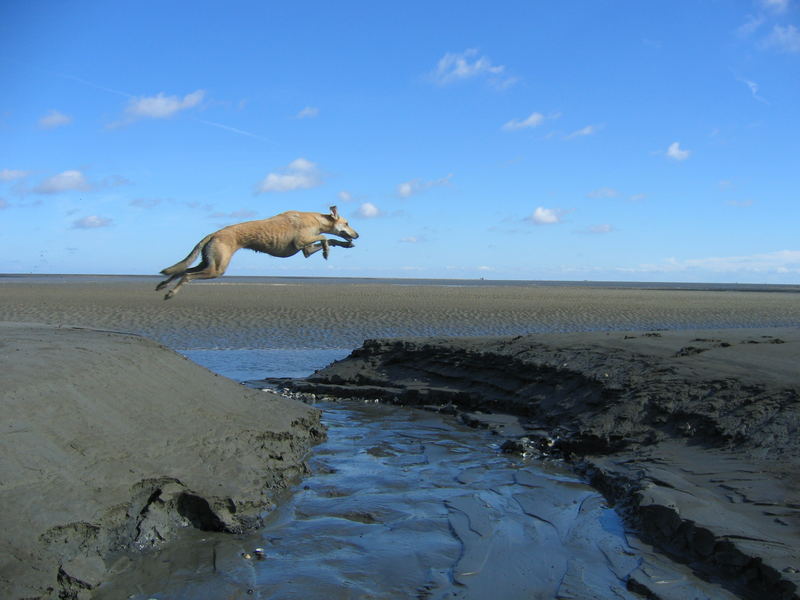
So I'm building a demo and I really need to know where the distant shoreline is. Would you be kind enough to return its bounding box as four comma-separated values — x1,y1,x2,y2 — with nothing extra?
2,272,799,293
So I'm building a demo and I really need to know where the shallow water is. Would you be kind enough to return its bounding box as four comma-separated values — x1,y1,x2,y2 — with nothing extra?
98,398,642,599
96,351,736,600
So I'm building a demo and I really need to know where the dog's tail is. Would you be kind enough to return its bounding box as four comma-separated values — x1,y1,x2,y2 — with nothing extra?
160,233,214,275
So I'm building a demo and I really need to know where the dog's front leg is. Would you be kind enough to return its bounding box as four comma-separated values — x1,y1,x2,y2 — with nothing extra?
301,239,330,259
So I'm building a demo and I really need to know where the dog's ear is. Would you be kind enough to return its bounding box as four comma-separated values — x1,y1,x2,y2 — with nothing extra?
329,205,339,218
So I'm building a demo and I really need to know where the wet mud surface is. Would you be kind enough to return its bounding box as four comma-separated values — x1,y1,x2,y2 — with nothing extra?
96,400,736,600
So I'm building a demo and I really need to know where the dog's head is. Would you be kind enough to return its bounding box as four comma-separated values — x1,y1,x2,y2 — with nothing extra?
328,205,359,241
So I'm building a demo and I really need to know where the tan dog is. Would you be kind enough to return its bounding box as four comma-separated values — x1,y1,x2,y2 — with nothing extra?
156,206,359,299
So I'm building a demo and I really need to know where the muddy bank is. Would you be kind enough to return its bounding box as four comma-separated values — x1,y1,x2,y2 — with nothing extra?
0,323,323,600
269,327,800,599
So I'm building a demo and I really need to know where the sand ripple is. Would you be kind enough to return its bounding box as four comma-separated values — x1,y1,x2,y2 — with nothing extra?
1,277,798,350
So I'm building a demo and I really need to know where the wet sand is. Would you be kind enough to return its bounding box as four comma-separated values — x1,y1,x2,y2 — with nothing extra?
0,323,322,600
2,276,799,599
1,276,799,349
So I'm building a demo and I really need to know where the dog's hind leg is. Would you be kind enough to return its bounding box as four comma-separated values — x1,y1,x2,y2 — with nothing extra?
163,240,234,300
155,272,182,291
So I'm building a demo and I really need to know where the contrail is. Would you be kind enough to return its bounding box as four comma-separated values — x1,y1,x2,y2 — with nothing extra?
192,117,274,144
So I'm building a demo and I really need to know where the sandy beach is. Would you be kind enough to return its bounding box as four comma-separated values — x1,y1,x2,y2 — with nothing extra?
1,275,799,599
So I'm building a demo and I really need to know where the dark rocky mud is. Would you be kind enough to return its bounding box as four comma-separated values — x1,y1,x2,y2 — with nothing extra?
267,327,800,599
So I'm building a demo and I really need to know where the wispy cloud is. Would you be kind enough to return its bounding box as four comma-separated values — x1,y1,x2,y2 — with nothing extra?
34,170,92,194
257,158,324,193
296,106,319,119
38,110,73,129
564,124,601,140
502,112,545,131
72,215,113,229
397,174,453,198
761,0,790,13
27,170,129,195
734,73,770,103
0,168,30,182
129,198,163,208
763,24,800,52
430,49,517,89
666,141,691,161
581,224,615,234
357,202,382,218
625,250,800,275
587,187,619,199
400,235,426,243
728,199,755,207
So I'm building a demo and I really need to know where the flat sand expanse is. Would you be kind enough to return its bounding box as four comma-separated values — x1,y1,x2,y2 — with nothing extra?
0,323,322,600
1,277,799,349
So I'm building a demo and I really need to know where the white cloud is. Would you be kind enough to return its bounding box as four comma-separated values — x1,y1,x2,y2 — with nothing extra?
338,190,354,203
528,206,564,225
124,89,205,120
257,158,323,193
666,141,691,161
764,24,800,53
0,168,30,182
629,193,647,202
502,112,544,131
34,170,92,194
587,187,619,199
431,49,516,88
564,124,600,139
357,202,381,218
397,173,453,198
628,250,800,275
38,110,73,129
296,106,319,119
72,215,112,229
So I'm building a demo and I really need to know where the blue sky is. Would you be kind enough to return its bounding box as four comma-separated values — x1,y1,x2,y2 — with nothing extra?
1,0,798,282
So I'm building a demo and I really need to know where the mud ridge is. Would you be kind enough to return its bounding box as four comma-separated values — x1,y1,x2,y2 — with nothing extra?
0,323,324,600
260,328,800,600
